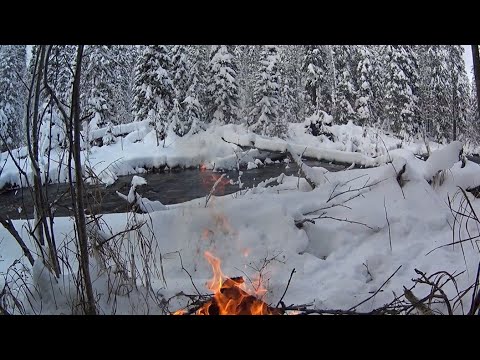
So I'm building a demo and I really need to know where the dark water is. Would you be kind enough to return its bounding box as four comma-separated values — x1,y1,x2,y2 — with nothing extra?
468,155,480,165
0,160,347,220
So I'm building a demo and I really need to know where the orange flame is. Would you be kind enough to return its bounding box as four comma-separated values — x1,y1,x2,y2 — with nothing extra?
204,251,224,293
195,251,282,315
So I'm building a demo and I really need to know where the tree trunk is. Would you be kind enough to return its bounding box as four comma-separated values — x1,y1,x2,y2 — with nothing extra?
28,46,46,249
452,76,458,141
26,46,61,277
472,45,480,119
72,45,97,315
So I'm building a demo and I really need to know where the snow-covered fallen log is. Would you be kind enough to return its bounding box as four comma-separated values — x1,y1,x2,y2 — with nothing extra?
89,120,151,142
221,132,383,168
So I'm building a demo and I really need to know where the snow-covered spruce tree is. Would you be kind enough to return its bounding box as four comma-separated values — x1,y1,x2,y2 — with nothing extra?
355,46,376,126
279,45,303,123
333,45,358,125
383,45,420,139
417,45,450,142
169,99,186,136
367,45,388,127
82,45,116,128
26,45,39,82
102,121,117,145
132,45,174,146
170,45,191,136
111,45,138,124
302,45,333,117
45,45,76,105
446,45,469,141
235,45,260,125
183,45,208,135
466,79,480,144
207,45,239,125
171,45,189,103
249,45,286,138
40,46,78,154
0,45,27,152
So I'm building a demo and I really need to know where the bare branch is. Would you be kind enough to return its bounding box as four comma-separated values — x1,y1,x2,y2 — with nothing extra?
311,215,379,231
349,265,402,311
276,268,296,307
177,252,203,297
326,178,386,203
0,215,35,266
384,197,392,252
294,218,318,229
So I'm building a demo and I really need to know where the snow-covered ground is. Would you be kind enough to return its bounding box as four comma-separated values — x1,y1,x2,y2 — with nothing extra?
1,140,479,314
0,121,445,191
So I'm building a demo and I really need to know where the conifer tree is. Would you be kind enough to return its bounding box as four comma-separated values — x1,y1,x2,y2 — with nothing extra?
132,45,174,146
82,45,116,128
183,45,208,134
207,45,239,125
383,45,420,139
0,45,27,151
250,46,285,138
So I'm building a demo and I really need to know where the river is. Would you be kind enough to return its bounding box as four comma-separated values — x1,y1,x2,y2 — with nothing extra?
0,160,346,220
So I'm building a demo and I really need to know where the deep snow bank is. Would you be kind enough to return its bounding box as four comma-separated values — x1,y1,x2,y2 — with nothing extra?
1,144,479,314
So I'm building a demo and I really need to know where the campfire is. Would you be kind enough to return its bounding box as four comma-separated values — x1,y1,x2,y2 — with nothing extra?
175,251,283,315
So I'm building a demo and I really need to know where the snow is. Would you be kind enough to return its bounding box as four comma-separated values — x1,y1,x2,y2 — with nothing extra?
1,118,479,314
1,138,479,314
131,175,148,188
0,119,456,193
423,140,463,180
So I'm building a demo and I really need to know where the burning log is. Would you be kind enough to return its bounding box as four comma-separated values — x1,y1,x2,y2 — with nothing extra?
174,251,283,315
196,276,283,315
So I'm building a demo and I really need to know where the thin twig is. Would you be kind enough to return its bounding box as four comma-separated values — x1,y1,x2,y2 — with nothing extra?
384,197,392,252
349,265,402,311
327,178,386,203
276,268,296,308
312,215,379,231
177,252,202,297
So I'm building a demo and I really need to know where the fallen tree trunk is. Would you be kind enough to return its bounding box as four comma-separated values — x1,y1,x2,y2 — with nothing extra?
221,136,380,168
